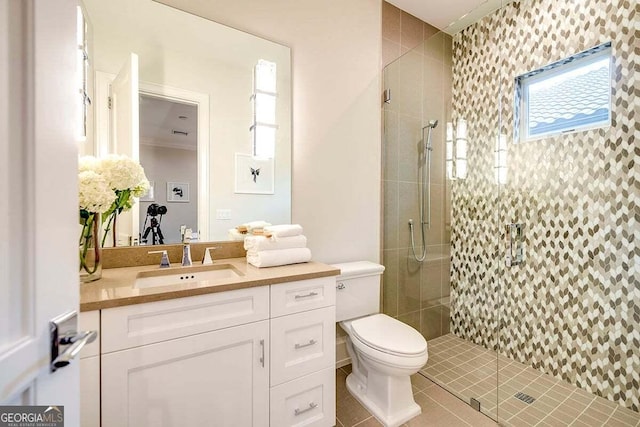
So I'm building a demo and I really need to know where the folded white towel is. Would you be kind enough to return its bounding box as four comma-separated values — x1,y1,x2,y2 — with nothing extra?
244,235,307,252
247,247,312,268
264,224,303,238
228,229,246,241
244,220,272,231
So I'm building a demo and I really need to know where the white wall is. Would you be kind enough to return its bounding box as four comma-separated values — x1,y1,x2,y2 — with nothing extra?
159,0,383,263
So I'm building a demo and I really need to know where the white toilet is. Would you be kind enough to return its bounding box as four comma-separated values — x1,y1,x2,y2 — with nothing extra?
333,261,428,427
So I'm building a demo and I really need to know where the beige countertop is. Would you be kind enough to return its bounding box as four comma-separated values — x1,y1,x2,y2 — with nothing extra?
80,257,341,312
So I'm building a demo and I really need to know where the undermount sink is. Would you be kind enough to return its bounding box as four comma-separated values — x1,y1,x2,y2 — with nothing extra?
134,264,244,289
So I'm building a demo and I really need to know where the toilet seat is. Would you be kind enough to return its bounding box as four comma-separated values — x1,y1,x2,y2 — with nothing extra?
350,314,427,357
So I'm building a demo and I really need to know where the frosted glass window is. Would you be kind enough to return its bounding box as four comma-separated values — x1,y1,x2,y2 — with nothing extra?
517,43,611,141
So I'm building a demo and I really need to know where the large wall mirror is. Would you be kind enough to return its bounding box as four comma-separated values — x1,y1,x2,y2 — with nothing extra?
80,0,291,245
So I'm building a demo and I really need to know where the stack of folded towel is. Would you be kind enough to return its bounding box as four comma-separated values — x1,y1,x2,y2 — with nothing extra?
228,220,272,241
245,224,312,268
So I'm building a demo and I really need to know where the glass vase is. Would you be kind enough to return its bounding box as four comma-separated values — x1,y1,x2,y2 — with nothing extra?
79,212,103,282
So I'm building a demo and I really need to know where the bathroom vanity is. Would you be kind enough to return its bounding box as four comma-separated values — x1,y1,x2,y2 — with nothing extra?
79,258,339,427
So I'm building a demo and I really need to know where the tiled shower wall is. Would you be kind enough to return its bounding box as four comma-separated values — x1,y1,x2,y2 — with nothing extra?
381,2,454,341
450,0,639,411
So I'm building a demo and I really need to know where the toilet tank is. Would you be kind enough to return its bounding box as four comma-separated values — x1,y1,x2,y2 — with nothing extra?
331,261,385,322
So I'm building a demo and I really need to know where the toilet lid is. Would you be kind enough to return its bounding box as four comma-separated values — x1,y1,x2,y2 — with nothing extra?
350,314,427,356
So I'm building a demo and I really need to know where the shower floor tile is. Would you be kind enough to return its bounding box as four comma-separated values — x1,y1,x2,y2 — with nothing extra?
420,333,640,426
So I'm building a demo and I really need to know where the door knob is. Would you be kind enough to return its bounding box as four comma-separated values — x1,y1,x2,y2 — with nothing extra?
50,311,97,372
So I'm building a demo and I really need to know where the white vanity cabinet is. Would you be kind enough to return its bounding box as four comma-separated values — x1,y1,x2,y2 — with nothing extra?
100,286,270,427
79,311,101,427
89,274,336,427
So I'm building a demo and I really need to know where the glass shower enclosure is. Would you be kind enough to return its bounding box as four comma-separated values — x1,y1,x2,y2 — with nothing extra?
381,0,639,425
382,24,502,420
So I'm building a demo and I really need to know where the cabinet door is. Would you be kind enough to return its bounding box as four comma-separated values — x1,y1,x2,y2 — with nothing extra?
102,320,269,427
80,356,100,427
79,311,100,427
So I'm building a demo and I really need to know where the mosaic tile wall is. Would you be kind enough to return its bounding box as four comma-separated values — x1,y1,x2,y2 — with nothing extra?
449,0,639,412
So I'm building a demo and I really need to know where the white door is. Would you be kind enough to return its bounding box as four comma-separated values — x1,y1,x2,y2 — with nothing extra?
101,320,270,427
0,0,81,423
109,52,140,245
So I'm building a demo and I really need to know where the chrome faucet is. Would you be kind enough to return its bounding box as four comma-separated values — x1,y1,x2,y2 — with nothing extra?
202,247,218,265
148,250,171,268
182,228,193,267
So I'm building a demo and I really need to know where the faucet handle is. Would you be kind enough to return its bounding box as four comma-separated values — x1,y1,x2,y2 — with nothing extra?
202,247,218,265
148,250,171,268
183,228,193,244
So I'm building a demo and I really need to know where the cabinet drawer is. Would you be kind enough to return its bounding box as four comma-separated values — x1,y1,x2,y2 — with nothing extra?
270,277,335,317
270,367,335,427
101,286,269,353
270,306,335,386
79,311,100,358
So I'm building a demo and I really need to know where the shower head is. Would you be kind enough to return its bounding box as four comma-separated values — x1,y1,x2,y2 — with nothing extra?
421,120,438,131
422,119,439,151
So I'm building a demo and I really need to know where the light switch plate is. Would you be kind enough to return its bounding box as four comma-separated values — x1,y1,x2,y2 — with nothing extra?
216,209,232,220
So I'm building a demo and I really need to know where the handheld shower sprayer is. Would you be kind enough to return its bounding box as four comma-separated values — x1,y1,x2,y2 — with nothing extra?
423,120,439,151
410,119,438,262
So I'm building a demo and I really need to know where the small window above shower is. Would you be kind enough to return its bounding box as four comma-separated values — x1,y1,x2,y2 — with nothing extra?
515,42,612,142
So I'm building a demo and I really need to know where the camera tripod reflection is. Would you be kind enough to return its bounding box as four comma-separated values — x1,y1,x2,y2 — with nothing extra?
141,203,167,245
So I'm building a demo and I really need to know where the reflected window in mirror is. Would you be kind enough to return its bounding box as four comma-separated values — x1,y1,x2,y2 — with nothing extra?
252,60,278,158
76,5,90,140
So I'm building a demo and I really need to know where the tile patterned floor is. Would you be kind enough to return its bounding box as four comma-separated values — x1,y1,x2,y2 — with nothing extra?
421,333,640,427
335,364,498,427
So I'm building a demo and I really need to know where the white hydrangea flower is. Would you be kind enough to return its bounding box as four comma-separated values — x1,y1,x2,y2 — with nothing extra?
79,170,114,213
78,155,100,173
132,178,151,198
98,154,148,191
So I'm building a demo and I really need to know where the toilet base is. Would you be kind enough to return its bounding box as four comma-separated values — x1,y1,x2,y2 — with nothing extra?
345,372,421,427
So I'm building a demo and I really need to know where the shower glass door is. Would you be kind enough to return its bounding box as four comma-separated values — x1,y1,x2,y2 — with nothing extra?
381,24,501,422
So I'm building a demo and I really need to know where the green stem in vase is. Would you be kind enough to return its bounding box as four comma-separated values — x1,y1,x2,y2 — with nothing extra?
80,213,100,275
101,189,130,247
111,212,117,247
101,211,115,247
93,214,101,265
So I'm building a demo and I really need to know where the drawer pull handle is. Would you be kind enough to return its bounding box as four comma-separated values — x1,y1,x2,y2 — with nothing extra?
259,339,265,367
294,339,317,349
336,283,345,290
294,402,318,416
294,291,318,300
